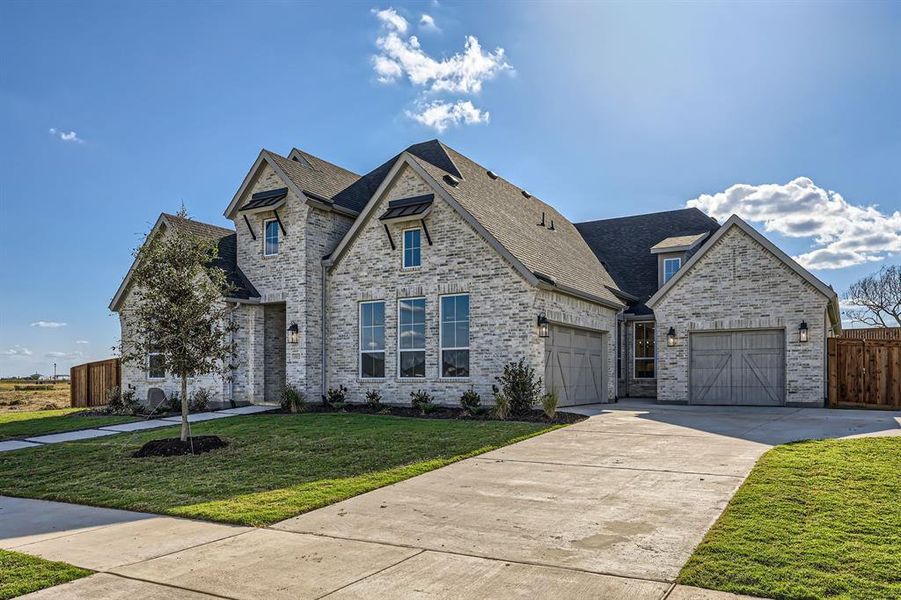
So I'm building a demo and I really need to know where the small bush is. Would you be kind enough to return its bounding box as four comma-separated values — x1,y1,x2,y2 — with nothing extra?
106,385,140,415
495,359,542,416
541,391,558,420
166,391,181,413
410,389,435,415
281,385,306,413
325,385,347,407
459,387,481,414
491,385,510,420
365,389,382,409
189,388,212,412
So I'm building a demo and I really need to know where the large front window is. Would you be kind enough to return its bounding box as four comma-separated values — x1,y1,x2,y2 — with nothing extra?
398,297,426,377
663,257,681,283
634,322,655,379
440,294,469,378
359,301,385,378
264,219,279,256
403,228,421,268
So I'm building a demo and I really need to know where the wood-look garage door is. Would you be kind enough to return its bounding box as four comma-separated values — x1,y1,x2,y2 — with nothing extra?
690,330,785,406
544,325,607,406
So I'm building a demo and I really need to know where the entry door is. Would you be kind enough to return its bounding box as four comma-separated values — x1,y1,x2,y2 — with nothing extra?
544,325,607,406
690,330,785,406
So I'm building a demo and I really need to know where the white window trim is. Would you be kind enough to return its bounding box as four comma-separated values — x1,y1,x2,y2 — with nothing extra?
633,321,656,380
397,296,426,378
147,351,165,380
263,218,279,257
662,257,682,283
358,300,386,380
402,227,422,270
439,293,470,380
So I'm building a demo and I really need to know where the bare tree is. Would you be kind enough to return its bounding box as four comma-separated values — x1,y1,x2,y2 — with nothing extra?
119,207,238,442
844,265,901,328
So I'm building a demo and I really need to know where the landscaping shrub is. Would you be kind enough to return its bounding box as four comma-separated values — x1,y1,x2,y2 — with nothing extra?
166,391,181,413
491,385,510,420
459,387,481,414
541,391,558,420
410,389,436,415
325,385,347,407
189,388,212,412
280,385,306,413
106,385,140,415
365,389,382,409
495,359,542,415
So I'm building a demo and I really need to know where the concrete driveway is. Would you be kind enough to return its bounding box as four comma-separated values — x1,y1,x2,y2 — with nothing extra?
6,401,900,599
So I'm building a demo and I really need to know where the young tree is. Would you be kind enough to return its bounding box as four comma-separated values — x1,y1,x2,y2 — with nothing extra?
119,207,238,442
844,265,901,328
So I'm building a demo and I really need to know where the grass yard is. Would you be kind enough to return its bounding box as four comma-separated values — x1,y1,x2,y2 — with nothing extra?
0,381,70,412
0,409,139,441
0,413,557,526
678,437,901,600
0,549,90,599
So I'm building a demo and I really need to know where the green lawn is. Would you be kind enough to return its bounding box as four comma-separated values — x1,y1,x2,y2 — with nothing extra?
0,549,90,599
0,413,556,526
679,437,901,600
0,409,139,441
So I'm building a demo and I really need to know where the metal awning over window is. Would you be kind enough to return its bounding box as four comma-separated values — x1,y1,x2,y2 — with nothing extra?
240,188,288,212
378,194,434,221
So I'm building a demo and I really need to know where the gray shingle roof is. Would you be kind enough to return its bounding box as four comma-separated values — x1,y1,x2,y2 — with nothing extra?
162,213,259,300
405,141,623,306
575,208,721,314
266,151,364,213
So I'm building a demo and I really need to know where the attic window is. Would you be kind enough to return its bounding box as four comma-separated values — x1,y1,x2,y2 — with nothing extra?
487,170,498,179
443,174,460,187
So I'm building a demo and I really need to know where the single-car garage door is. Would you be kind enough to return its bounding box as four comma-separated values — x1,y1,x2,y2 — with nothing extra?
690,330,785,406
545,325,607,406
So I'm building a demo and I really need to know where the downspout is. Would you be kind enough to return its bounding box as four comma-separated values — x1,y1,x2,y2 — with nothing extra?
321,262,328,403
615,308,624,402
229,302,238,408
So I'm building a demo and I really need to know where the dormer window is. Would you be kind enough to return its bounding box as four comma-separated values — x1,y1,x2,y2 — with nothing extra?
264,219,279,256
663,257,681,283
403,228,421,268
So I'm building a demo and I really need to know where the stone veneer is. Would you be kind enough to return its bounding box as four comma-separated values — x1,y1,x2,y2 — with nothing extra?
326,165,618,405
653,225,831,406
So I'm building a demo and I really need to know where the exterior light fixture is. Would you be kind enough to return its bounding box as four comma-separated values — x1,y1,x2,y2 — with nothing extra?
667,327,676,347
537,313,550,338
798,321,808,343
288,322,299,344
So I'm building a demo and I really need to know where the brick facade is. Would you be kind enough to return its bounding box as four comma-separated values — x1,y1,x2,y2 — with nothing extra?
653,226,831,406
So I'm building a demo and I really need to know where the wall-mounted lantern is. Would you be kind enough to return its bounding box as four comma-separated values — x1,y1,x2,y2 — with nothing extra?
537,313,550,338
288,322,299,344
667,327,676,347
798,321,808,343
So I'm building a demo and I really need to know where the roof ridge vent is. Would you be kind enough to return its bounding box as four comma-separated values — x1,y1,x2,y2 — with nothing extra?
487,170,498,179
443,174,460,187
521,190,531,199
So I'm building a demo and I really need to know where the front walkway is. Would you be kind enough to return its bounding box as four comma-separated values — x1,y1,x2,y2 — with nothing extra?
4,401,899,599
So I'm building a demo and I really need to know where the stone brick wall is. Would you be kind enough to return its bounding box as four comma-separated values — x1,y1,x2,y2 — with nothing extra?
653,226,830,406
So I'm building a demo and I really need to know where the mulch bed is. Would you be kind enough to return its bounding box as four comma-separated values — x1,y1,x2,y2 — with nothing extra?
133,435,228,458
282,403,587,425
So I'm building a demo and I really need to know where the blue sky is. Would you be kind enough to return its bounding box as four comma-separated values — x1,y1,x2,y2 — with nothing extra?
1,1,899,376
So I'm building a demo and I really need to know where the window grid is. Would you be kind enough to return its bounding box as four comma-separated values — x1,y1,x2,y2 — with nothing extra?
359,301,386,379
634,321,656,379
264,219,279,256
148,348,165,380
663,257,681,283
398,297,426,378
403,228,421,268
440,294,470,378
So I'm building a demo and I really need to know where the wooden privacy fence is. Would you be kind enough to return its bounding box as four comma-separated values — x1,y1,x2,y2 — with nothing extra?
828,338,901,409
841,327,901,340
70,358,120,407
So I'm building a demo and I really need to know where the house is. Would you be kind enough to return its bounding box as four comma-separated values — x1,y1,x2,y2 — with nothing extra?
110,140,841,408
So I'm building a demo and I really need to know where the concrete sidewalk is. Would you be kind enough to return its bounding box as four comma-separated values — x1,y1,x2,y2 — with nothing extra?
0,404,275,453
6,402,899,599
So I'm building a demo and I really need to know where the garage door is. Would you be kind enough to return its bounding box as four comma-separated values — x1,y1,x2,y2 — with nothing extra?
544,325,607,406
690,330,785,406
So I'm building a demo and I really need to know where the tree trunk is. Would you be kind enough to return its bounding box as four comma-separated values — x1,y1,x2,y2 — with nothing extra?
180,373,189,442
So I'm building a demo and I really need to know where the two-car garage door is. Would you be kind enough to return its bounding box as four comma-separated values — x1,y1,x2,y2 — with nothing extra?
544,325,607,406
689,330,785,406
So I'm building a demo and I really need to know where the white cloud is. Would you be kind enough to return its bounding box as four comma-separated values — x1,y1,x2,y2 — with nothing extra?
419,14,440,32
45,351,83,359
31,321,67,328
75,340,89,345
1,346,33,357
407,100,489,132
686,177,901,270
48,128,84,143
372,7,408,34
